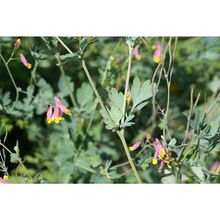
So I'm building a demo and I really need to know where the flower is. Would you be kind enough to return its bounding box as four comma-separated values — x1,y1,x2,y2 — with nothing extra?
0,175,10,184
14,38,21,48
151,138,178,170
146,132,152,143
20,53,32,69
54,96,72,115
129,141,141,151
53,105,64,123
152,138,166,164
133,46,142,60
47,97,72,124
152,42,161,63
47,105,54,124
185,131,192,141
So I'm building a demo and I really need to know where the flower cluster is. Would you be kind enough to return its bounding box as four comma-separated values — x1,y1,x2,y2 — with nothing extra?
47,96,72,124
152,137,178,170
152,42,162,63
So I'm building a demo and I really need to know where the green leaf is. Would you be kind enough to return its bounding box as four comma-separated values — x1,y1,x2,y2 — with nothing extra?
109,88,124,110
130,76,141,103
58,52,81,65
168,138,177,147
125,37,142,48
100,107,116,131
107,106,123,126
191,110,201,133
2,92,11,106
191,165,204,182
58,74,74,97
120,114,135,128
130,76,157,112
76,83,94,108
80,37,98,54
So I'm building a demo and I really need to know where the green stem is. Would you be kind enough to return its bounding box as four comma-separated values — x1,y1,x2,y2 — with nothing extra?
0,143,13,154
122,45,133,124
0,142,32,180
116,130,142,183
55,52,78,108
55,36,142,183
0,53,19,111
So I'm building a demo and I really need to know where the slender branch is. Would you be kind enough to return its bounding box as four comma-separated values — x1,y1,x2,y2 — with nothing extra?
0,53,19,111
116,130,142,183
122,44,133,125
55,52,78,108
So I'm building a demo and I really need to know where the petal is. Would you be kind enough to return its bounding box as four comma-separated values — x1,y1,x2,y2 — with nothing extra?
152,158,158,165
47,105,54,123
20,54,28,65
129,141,141,151
54,96,72,115
20,54,32,69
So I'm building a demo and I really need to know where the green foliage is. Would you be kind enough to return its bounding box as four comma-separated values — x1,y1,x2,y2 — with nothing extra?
0,36,220,184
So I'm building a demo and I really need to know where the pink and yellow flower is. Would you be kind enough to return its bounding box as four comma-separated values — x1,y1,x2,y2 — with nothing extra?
129,141,142,151
54,96,72,115
20,53,32,69
152,138,166,165
152,42,161,63
0,175,10,184
14,38,21,48
133,46,142,61
47,97,72,124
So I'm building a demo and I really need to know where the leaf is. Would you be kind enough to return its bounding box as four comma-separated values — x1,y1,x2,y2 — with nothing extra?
58,52,81,65
125,37,142,48
58,74,74,97
107,106,123,126
109,88,124,110
130,76,141,104
120,114,135,128
191,165,204,182
80,37,98,54
191,110,201,133
2,92,11,106
168,138,177,147
10,144,21,164
100,107,116,131
130,76,157,112
76,83,94,108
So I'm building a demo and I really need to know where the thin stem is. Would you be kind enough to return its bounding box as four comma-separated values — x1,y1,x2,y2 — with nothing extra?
56,36,73,54
122,45,133,126
0,143,13,154
116,130,142,183
55,53,78,108
0,53,19,111
0,142,32,180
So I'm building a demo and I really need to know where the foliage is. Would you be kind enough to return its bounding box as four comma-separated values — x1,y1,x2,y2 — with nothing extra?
0,36,219,183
